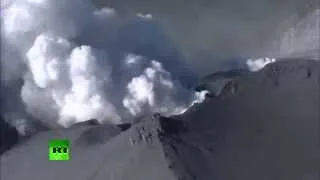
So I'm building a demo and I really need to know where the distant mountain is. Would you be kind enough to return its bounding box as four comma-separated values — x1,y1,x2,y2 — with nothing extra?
1,59,319,180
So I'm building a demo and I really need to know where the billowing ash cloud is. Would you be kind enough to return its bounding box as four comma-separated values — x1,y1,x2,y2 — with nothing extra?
0,0,286,134
1,0,206,131
123,60,196,117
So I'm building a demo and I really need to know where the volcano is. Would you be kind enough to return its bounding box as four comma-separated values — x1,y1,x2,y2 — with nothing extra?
1,59,319,180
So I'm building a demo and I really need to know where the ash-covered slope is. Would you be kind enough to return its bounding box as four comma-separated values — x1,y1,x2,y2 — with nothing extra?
1,116,180,180
1,60,319,180
175,59,320,179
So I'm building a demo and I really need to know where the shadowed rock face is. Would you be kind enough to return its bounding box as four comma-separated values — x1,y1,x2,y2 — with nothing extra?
0,116,19,154
173,59,320,179
1,60,319,180
70,119,101,127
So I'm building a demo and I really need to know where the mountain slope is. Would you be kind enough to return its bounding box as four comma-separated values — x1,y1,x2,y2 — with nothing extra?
1,59,319,180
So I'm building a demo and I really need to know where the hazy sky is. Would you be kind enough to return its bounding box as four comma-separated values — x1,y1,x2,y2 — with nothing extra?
91,0,319,74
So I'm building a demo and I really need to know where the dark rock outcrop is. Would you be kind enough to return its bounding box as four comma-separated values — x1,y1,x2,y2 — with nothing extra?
0,116,19,154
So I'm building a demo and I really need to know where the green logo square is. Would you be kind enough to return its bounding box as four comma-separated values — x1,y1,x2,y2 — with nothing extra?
49,139,70,161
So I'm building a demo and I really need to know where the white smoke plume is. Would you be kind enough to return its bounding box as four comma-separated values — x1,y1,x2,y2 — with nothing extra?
246,57,276,72
1,0,203,131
